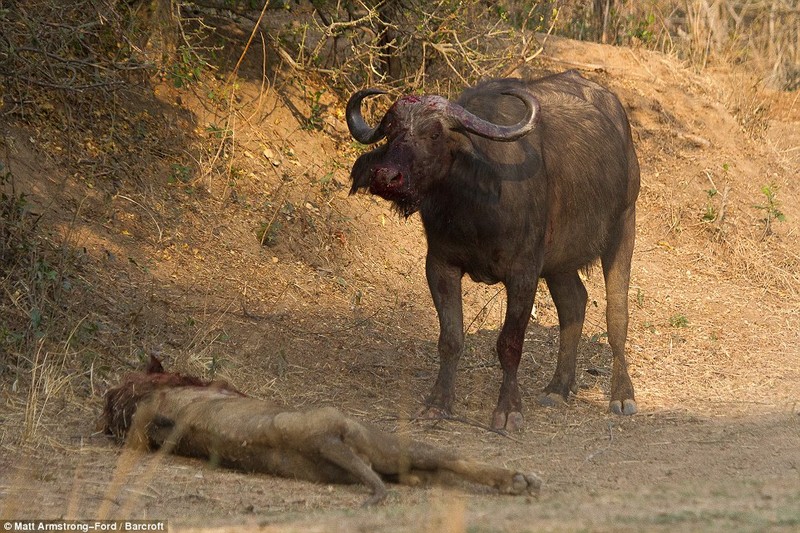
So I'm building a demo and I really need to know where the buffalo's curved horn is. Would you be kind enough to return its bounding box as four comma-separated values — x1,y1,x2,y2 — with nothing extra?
346,88,387,144
447,89,540,141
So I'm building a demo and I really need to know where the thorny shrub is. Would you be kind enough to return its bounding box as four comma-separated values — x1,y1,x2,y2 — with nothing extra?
246,0,800,93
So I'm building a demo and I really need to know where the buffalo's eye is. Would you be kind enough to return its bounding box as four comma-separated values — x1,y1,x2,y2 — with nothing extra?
430,132,440,140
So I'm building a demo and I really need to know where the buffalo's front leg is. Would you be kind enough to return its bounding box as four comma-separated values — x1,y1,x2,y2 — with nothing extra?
419,255,464,418
491,279,536,432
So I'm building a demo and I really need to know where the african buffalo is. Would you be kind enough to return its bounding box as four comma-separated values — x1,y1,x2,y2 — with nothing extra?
346,70,640,431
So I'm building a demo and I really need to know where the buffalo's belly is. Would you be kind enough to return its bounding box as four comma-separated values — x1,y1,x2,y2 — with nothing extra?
467,269,502,285
539,203,630,274
464,250,528,284
444,242,541,285
539,233,608,275
435,209,624,280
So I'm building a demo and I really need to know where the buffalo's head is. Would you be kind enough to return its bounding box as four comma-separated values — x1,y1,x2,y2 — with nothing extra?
346,86,540,217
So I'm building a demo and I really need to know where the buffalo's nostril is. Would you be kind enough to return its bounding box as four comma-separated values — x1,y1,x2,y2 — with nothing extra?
373,167,403,190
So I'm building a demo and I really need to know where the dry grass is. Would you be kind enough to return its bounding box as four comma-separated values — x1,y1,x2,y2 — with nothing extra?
553,0,800,90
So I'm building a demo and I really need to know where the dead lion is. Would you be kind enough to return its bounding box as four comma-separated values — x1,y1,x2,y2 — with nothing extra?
102,357,541,505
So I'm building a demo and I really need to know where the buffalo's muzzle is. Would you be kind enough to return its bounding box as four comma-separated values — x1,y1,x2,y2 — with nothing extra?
370,167,405,197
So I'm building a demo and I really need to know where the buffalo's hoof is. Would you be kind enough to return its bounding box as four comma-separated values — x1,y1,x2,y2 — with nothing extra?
537,392,568,408
491,410,524,432
609,398,637,415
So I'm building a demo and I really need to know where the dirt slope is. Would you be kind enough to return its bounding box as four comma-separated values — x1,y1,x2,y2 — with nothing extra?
1,30,799,532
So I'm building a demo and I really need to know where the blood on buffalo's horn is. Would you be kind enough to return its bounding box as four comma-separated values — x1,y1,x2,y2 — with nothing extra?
346,87,540,144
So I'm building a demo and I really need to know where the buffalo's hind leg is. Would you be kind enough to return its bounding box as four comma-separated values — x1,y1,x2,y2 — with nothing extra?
601,207,637,415
539,271,587,406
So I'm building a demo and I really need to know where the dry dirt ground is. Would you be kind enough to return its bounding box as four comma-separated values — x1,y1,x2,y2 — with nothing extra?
1,29,800,532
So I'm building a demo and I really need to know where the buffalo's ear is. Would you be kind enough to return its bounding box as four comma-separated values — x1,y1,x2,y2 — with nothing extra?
349,154,374,194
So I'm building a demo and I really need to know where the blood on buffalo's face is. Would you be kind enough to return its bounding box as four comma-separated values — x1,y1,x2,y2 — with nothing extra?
347,89,539,217
350,97,453,216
